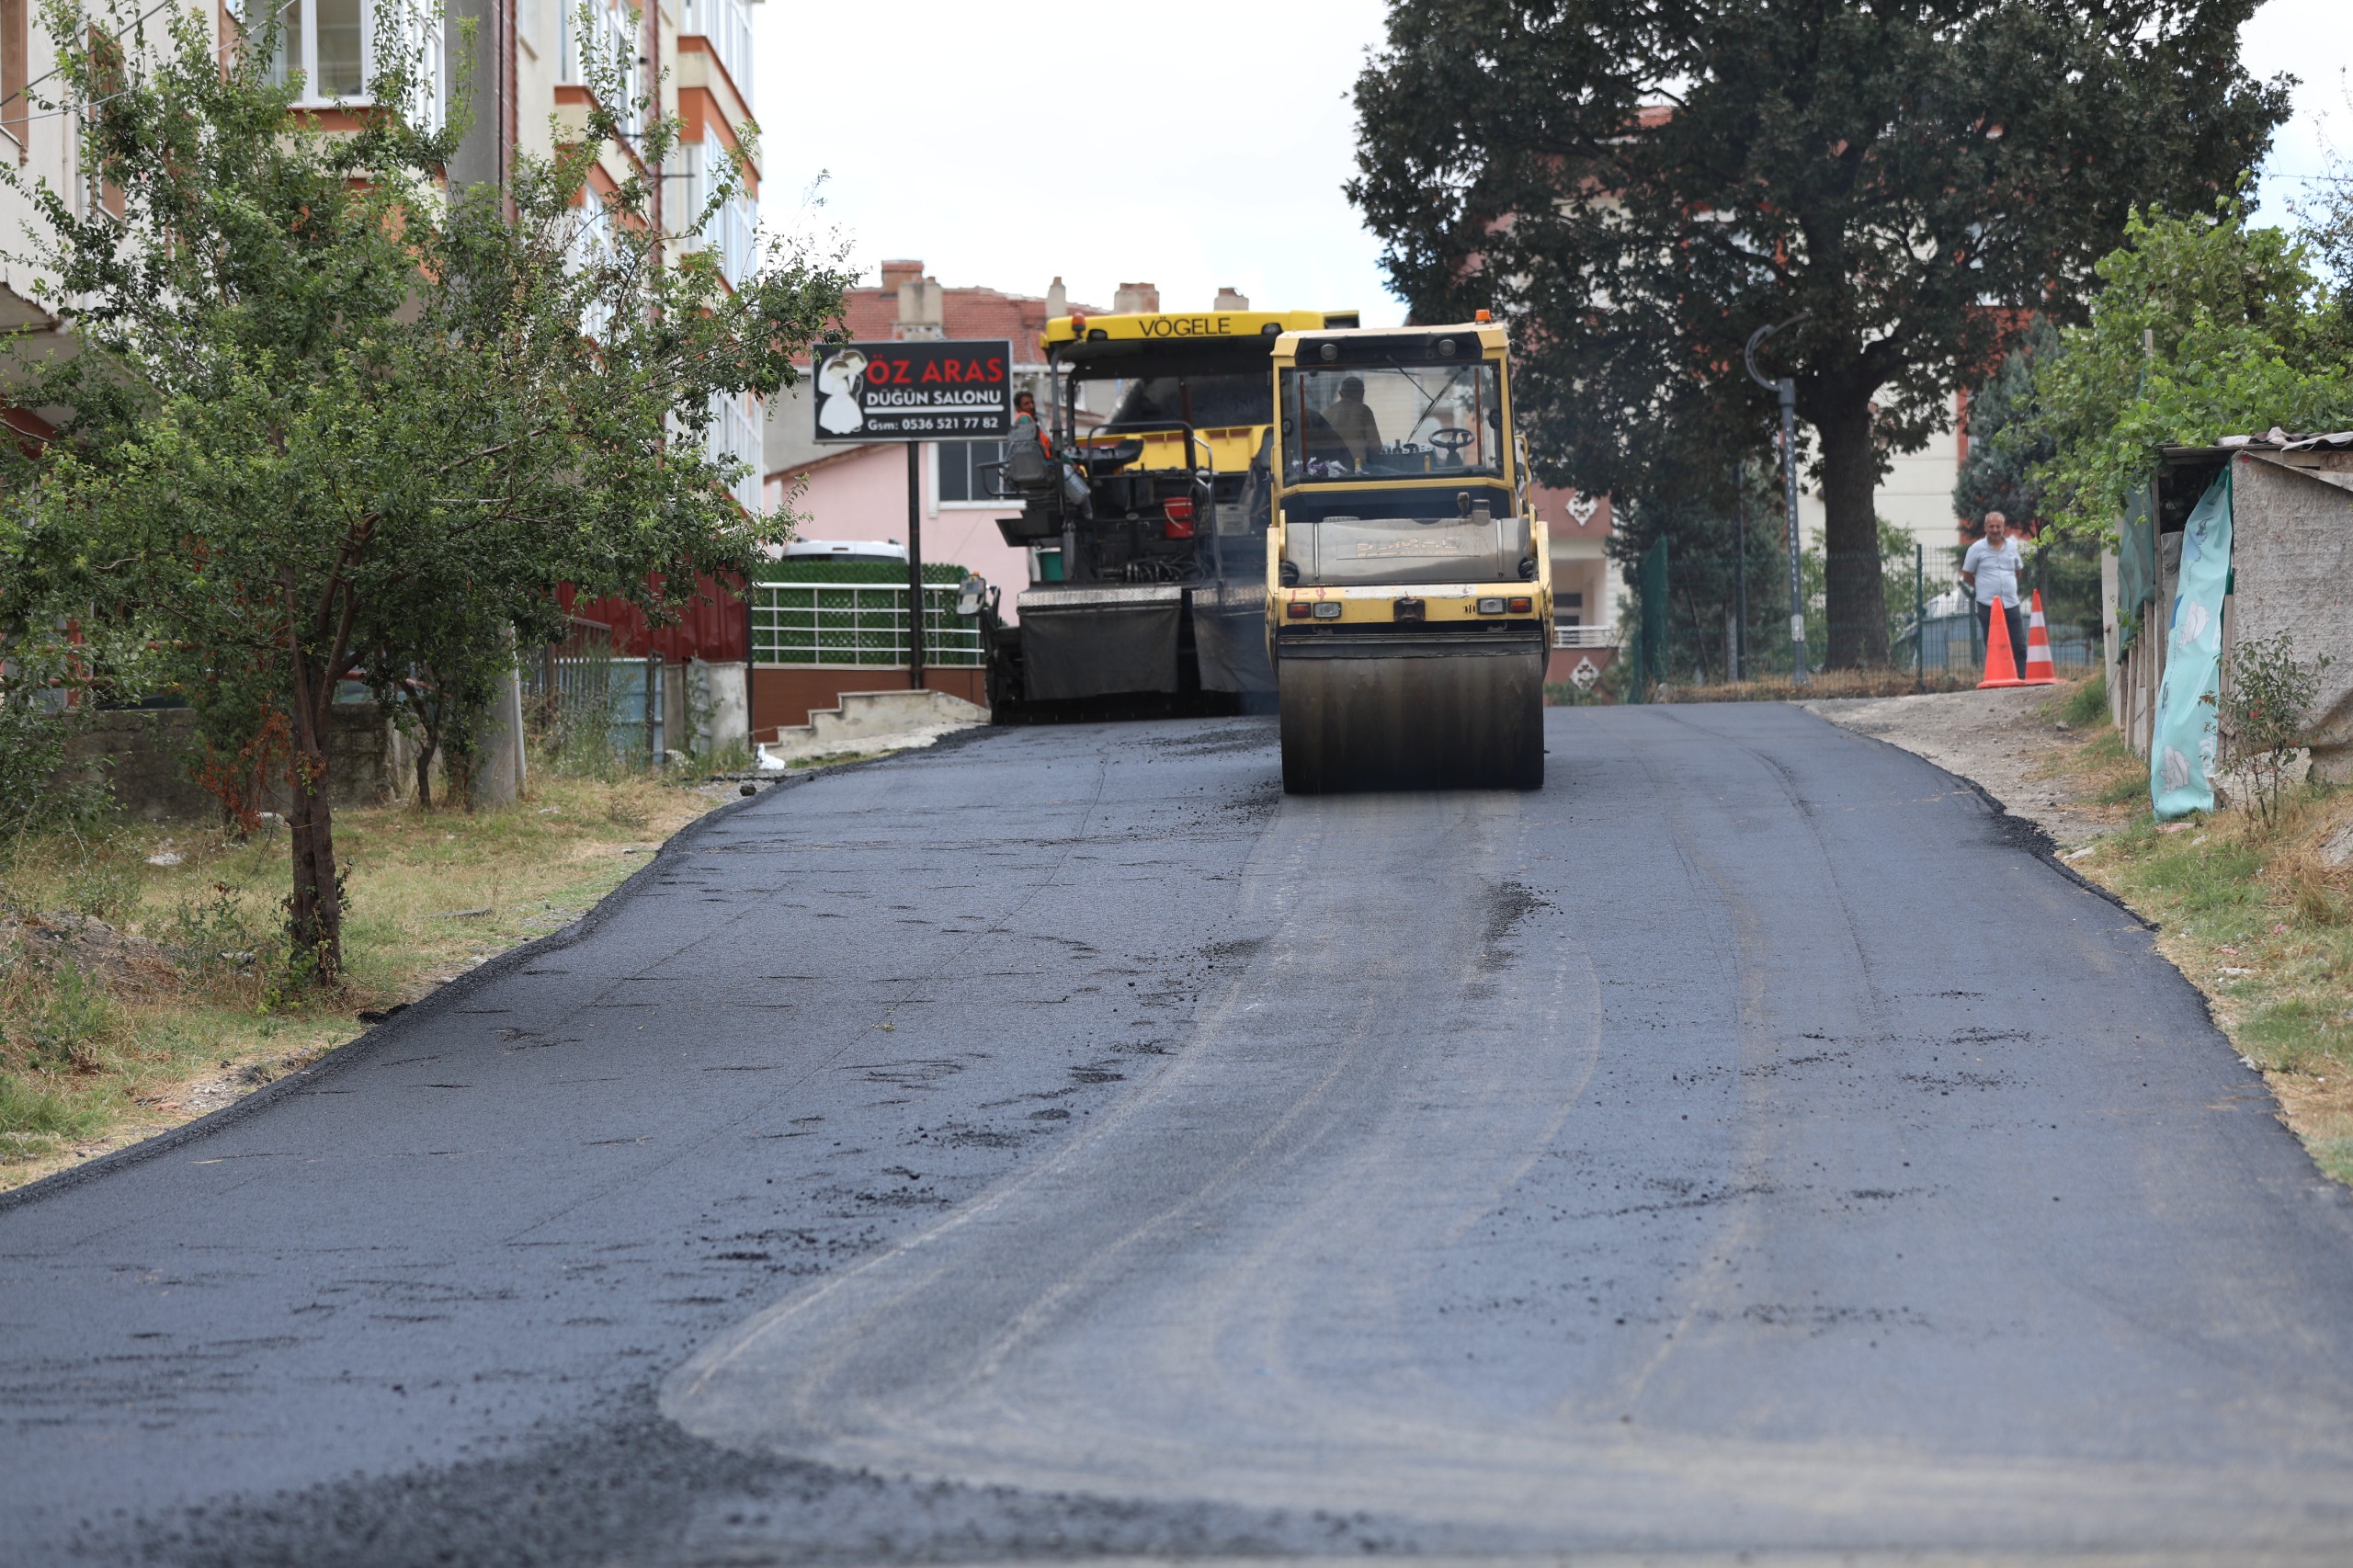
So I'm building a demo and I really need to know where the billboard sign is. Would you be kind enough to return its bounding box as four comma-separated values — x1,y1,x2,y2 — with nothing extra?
812,339,1014,441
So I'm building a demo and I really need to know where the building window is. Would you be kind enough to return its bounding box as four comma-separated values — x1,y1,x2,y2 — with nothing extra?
708,389,762,515
568,187,615,341
938,440,1006,504
264,0,443,129
684,133,755,288
683,0,753,101
560,0,642,137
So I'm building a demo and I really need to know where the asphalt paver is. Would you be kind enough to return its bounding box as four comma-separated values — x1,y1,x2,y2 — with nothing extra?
4,706,2351,1565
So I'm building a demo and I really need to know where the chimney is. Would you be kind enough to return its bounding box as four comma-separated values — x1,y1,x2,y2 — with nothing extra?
1045,276,1067,319
894,273,945,341
880,258,924,292
1112,280,1160,314
1213,287,1249,311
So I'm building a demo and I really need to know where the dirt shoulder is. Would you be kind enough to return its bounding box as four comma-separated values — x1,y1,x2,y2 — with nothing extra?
1808,680,2353,1185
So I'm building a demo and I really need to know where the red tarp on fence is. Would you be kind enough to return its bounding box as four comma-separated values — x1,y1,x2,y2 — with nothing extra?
557,575,748,663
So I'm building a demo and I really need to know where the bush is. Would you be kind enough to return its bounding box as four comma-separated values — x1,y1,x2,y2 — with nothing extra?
2219,631,2331,825
161,883,275,988
25,964,113,1074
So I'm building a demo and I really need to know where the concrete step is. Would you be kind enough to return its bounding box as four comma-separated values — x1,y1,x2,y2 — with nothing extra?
757,688,988,768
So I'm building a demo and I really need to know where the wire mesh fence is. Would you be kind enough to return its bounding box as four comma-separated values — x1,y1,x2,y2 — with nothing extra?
1625,531,2104,699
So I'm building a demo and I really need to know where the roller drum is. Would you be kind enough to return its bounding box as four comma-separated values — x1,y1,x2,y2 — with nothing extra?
1279,644,1544,793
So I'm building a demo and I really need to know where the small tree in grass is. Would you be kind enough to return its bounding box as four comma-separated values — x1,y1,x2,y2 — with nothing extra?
0,1,849,980
2217,631,2331,827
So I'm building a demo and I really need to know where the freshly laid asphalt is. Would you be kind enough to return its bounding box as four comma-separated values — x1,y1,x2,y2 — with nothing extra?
5,705,2353,1566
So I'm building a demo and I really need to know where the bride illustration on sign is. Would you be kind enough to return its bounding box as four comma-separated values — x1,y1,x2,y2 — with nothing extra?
816,348,870,435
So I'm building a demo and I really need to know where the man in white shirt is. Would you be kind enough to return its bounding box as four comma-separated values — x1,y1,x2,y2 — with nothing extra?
1961,510,2028,679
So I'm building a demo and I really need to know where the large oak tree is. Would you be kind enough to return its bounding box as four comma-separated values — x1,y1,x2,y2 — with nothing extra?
1350,0,2287,665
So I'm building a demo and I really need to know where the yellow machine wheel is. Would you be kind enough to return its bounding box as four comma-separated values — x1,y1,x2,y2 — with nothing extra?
1277,647,1544,793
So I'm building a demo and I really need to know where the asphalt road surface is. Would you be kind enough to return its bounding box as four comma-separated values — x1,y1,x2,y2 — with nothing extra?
6,705,2353,1566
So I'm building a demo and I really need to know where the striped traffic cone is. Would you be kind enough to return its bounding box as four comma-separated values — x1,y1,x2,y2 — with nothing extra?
1978,596,2025,688
2021,590,2057,686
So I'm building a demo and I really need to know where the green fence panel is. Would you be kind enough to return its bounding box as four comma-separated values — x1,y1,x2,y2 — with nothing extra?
1635,537,1669,699
750,581,984,668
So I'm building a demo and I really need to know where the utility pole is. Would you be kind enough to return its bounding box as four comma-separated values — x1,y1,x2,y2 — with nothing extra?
906,442,926,692
1746,319,1809,685
1732,460,1747,682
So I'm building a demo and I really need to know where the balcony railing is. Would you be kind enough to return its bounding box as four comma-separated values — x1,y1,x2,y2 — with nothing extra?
1552,625,1617,649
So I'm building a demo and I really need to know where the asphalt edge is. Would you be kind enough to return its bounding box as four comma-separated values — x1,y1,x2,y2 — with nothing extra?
0,738,991,1216
1796,710,2158,930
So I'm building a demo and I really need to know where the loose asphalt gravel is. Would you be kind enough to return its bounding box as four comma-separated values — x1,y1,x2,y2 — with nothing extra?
5,705,2353,1566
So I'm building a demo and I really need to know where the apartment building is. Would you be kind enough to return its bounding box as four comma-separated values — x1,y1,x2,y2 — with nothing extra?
2,0,766,494
762,261,1109,600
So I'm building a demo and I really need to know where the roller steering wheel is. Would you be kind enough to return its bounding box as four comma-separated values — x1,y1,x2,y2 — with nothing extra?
1430,426,1478,451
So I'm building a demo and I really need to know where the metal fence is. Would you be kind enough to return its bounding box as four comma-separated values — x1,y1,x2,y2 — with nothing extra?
520,617,632,762
751,582,984,668
1627,536,2102,696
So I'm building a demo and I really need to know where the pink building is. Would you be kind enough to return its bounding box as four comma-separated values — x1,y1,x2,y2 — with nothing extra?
764,261,1108,606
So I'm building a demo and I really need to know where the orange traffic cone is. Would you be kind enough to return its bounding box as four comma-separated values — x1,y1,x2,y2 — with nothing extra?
2021,590,2057,686
1979,597,2026,688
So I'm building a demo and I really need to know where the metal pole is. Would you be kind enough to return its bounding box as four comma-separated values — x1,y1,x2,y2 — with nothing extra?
1745,317,1811,687
1779,379,1807,685
1733,461,1747,682
644,646,658,763
906,441,926,692
1915,541,1925,694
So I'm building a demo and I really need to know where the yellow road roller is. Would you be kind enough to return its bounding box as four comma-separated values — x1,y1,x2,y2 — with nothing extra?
1266,320,1550,792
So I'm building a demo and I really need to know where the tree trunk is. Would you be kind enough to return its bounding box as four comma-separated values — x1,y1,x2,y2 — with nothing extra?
286,676,344,983
1815,392,1889,668
414,695,441,812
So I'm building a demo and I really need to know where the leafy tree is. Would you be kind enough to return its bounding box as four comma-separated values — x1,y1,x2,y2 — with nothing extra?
1349,0,2289,665
1951,316,2057,531
2029,200,2353,534
0,1,848,979
359,581,516,812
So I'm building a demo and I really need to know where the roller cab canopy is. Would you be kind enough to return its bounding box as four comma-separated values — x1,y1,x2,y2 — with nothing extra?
1046,309,1358,478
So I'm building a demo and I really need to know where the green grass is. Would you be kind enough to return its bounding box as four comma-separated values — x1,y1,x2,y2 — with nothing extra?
2060,671,2109,727
2242,999,2353,1077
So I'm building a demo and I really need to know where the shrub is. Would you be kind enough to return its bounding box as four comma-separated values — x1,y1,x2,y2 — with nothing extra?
2219,631,2331,825
26,964,113,1074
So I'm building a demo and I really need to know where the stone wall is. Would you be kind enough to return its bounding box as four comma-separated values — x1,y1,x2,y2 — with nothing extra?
2230,454,2353,783
58,706,400,823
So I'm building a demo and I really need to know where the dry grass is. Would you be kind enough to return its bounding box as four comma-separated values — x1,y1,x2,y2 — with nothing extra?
0,770,738,1190
1655,667,1984,703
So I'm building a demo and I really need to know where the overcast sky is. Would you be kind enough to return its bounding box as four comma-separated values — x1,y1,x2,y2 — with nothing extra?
752,0,2352,322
